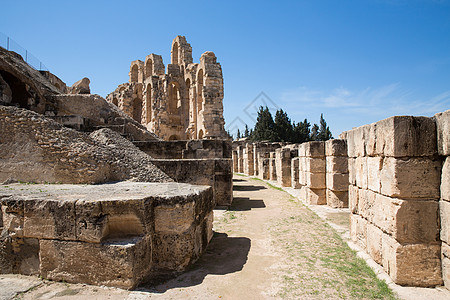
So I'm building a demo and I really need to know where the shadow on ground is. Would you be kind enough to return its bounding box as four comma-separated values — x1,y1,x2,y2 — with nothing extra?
233,185,267,191
139,232,251,293
228,197,266,211
232,178,246,182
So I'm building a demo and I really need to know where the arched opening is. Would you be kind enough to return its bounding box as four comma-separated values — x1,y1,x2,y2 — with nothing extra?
168,82,181,116
171,42,179,65
146,84,152,124
131,65,138,82
112,97,118,106
145,59,153,79
168,135,179,141
198,129,204,139
197,69,203,113
0,70,33,109
185,78,191,119
132,97,142,123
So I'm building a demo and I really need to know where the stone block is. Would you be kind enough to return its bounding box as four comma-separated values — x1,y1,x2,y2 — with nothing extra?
435,109,450,156
442,157,450,201
1,197,24,238
0,237,40,275
291,157,300,189
304,141,325,158
350,213,367,249
366,122,377,156
305,172,326,189
354,156,368,189
298,143,306,157
440,200,450,244
347,125,369,157
374,194,439,244
325,139,347,156
381,233,442,287
326,173,349,191
154,202,195,234
349,185,359,214
326,156,348,174
375,116,437,157
307,188,326,205
74,200,108,243
380,157,441,199
23,199,77,240
366,223,383,264
442,242,450,289
348,158,356,185
306,157,326,173
39,236,152,289
326,190,348,208
357,189,377,223
367,156,382,193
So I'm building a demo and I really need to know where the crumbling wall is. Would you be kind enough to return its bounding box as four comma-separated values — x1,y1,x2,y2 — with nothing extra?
346,116,442,287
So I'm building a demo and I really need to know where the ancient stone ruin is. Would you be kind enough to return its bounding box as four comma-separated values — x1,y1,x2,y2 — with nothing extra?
233,110,450,289
0,37,231,288
107,36,227,141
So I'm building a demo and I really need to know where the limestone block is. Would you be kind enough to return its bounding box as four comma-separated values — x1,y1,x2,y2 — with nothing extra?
291,157,300,189
258,158,270,180
374,194,439,244
325,139,347,157
350,213,367,249
305,172,326,189
326,173,349,191
304,141,325,158
23,199,77,240
442,157,450,201
39,236,152,289
357,189,377,223
380,157,441,199
366,223,383,264
435,109,450,156
306,157,326,173
381,233,442,287
349,185,359,214
154,202,195,234
326,156,348,174
326,190,348,208
0,237,40,275
442,242,450,289
305,187,326,205
348,158,356,185
70,77,90,94
347,125,369,158
375,116,437,157
367,156,382,193
214,174,233,206
354,157,368,189
440,200,450,244
74,200,108,243
366,123,377,156
269,158,277,181
1,197,24,238
298,143,306,157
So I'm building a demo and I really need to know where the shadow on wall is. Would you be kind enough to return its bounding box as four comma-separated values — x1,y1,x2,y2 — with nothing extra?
140,232,251,292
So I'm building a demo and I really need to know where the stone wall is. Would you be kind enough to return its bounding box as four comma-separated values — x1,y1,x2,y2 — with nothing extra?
325,139,349,208
0,182,214,289
106,36,227,140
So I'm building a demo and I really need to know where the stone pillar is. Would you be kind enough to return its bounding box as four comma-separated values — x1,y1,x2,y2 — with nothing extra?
276,147,292,187
269,152,277,181
347,116,442,287
325,139,349,208
232,150,238,173
436,109,450,290
253,143,259,177
243,143,254,176
291,157,300,189
299,141,326,205
237,146,244,173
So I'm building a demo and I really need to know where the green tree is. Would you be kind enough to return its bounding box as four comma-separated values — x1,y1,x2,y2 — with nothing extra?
236,129,241,139
292,119,311,143
317,113,333,141
244,124,249,138
251,106,276,141
310,123,319,141
274,109,293,142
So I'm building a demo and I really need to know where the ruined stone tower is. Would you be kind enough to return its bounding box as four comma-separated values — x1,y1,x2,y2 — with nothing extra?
107,36,227,140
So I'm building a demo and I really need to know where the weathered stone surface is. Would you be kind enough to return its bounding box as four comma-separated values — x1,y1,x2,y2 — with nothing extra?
326,173,349,192
366,223,383,264
348,185,359,214
346,124,369,158
291,157,300,189
442,157,450,201
440,200,450,244
380,157,441,199
39,236,152,289
381,233,442,287
354,156,368,189
326,156,348,174
70,77,90,94
326,190,348,208
306,157,326,173
154,202,195,234
435,109,450,156
350,213,367,249
442,242,450,289
304,141,325,158
305,172,326,189
305,187,326,205
0,237,40,275
366,157,382,193
325,139,347,156
375,116,437,157
348,158,356,185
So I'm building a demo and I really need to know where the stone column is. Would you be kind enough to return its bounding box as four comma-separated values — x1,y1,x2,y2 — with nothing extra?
325,139,349,208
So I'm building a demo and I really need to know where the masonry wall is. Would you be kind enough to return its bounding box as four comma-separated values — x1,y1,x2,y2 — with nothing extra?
325,139,349,208
346,115,443,287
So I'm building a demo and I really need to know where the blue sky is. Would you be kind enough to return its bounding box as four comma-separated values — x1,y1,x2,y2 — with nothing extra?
1,0,449,137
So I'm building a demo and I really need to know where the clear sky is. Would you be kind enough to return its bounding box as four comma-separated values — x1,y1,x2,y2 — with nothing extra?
1,0,449,137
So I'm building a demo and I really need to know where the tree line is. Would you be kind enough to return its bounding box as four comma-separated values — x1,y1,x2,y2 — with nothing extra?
234,106,333,143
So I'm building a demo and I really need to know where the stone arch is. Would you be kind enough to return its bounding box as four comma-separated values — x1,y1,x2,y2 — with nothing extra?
0,70,33,109
198,129,204,139
146,83,152,124
132,97,142,123
197,69,204,113
130,65,138,82
112,97,118,106
168,81,181,116
145,59,152,79
171,42,179,65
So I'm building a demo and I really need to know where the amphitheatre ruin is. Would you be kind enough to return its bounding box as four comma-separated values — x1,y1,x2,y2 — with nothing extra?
0,35,449,298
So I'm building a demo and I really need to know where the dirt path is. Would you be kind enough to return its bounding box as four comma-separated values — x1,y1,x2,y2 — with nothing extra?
8,175,400,300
